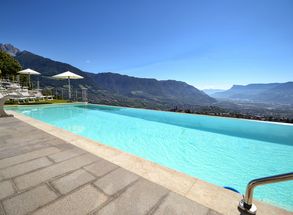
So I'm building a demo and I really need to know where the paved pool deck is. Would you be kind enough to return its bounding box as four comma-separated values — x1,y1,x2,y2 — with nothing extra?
0,113,292,215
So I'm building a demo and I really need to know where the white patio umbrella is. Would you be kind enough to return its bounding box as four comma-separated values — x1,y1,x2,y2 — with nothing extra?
18,68,40,87
52,71,83,99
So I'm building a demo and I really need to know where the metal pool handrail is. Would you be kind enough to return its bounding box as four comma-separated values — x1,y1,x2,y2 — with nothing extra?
238,172,293,214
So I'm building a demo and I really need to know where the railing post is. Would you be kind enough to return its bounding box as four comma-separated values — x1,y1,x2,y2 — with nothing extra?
238,172,293,214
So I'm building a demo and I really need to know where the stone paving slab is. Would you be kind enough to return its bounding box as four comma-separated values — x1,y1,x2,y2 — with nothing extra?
2,132,57,146
96,179,169,215
84,159,119,178
48,147,85,163
51,169,96,194
0,147,60,169
94,167,139,196
0,204,4,215
14,153,99,190
0,180,15,200
2,185,58,215
33,185,108,215
0,157,52,179
153,192,211,215
0,142,52,160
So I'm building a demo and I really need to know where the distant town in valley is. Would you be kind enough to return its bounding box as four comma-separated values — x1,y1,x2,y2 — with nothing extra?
169,102,293,124
1,43,293,123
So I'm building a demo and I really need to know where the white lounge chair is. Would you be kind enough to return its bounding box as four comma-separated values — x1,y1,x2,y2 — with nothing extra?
31,89,46,101
16,89,36,104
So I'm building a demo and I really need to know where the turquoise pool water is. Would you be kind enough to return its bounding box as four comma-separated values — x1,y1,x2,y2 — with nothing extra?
6,104,293,211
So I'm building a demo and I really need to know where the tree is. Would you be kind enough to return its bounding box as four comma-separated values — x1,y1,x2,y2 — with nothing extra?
0,51,22,78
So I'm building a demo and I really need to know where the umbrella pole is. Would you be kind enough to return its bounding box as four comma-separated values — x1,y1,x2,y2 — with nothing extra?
68,77,71,100
37,79,40,91
28,74,31,88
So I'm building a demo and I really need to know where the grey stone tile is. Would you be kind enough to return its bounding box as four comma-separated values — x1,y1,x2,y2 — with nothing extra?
0,137,44,151
0,118,20,127
14,127,46,135
48,148,85,162
3,131,55,146
0,203,5,215
33,185,108,215
0,117,17,122
0,134,10,142
0,142,52,160
153,192,210,215
0,157,52,179
0,147,60,169
94,168,139,196
207,209,222,215
97,179,168,215
0,180,15,200
3,185,58,215
51,169,96,194
0,138,7,145
15,154,99,190
51,142,75,150
84,159,118,178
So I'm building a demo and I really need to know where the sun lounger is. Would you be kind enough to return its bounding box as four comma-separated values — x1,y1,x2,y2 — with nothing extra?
16,89,36,103
31,90,46,101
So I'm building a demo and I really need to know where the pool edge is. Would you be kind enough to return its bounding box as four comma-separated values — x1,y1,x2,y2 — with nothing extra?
7,110,292,215
6,102,293,126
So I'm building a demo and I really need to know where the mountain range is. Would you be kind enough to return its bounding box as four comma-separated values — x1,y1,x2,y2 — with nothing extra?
1,43,216,109
212,82,293,104
2,43,292,106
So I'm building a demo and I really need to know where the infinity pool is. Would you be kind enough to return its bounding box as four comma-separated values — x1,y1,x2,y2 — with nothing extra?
6,104,293,211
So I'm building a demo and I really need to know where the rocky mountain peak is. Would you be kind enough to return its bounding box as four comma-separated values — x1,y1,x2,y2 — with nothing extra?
0,43,21,56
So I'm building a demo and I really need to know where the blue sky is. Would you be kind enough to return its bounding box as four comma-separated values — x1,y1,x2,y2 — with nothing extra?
1,0,293,89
